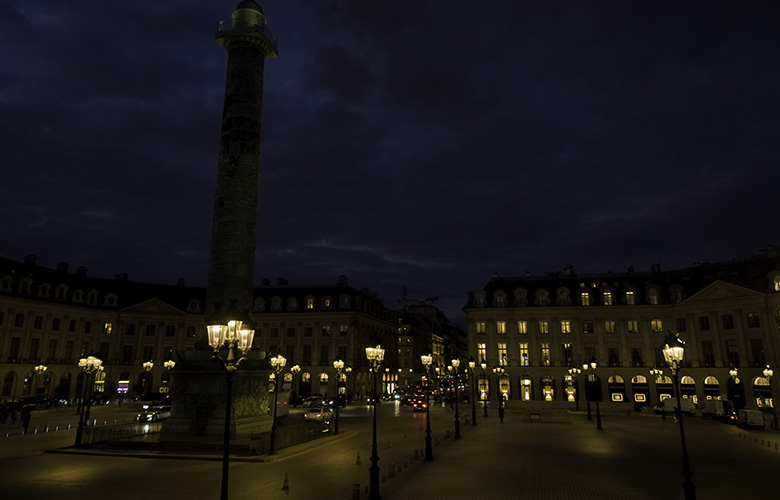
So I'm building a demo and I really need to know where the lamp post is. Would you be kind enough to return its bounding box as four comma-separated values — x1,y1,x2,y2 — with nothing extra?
763,365,778,430
207,316,255,500
468,357,477,426
582,361,592,420
290,364,301,406
568,367,581,411
480,361,488,417
449,359,461,438
493,366,505,420
345,366,353,404
333,359,345,435
366,345,385,500
590,360,602,430
74,352,102,447
662,332,696,500
163,360,176,371
649,367,663,405
268,354,286,455
421,354,434,460
34,364,47,397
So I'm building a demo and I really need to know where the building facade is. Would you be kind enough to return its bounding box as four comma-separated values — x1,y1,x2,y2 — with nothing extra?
0,256,397,404
464,246,780,412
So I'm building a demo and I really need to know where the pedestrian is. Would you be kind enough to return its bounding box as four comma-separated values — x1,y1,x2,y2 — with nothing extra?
21,408,31,434
499,406,505,423
0,404,7,424
661,409,666,422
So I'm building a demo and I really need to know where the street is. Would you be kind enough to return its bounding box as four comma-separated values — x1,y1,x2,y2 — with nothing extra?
1,401,779,499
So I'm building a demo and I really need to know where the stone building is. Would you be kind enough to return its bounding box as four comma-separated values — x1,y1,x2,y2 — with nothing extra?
464,246,780,412
0,255,397,404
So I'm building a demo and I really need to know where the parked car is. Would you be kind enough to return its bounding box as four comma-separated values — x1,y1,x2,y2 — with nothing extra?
737,409,765,429
302,396,323,407
304,406,333,422
136,405,172,422
327,395,347,408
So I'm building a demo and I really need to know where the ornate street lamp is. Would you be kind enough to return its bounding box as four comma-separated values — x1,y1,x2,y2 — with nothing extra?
662,332,696,500
207,315,255,500
449,358,461,438
582,361,592,420
493,366,505,420
468,357,477,426
163,360,176,371
649,367,663,405
290,364,301,406
421,354,434,460
366,345,385,500
763,365,778,430
568,366,581,411
268,354,287,454
34,364,47,396
143,360,154,371
592,360,602,430
74,352,102,447
333,359,345,435
480,360,488,417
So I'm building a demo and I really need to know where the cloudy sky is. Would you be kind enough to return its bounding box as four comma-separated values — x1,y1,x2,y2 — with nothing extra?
2,1,779,325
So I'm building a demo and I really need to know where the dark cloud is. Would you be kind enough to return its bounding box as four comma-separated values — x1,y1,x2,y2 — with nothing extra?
2,0,779,325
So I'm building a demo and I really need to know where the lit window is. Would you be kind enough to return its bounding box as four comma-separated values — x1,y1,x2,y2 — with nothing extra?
648,289,660,305
540,343,551,366
519,343,529,366
477,343,487,363
306,298,315,310
583,320,594,334
627,320,639,333
604,320,616,333
651,319,663,332
626,291,636,305
539,320,550,334
476,322,486,334
775,275,780,292
497,343,507,366
517,321,528,334
559,320,570,334
580,292,590,306
104,323,113,335
603,291,613,305
496,321,507,334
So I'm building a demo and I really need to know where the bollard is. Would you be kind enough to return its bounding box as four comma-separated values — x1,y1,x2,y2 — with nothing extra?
352,484,360,500
45,425,49,433
34,427,38,434
389,464,395,478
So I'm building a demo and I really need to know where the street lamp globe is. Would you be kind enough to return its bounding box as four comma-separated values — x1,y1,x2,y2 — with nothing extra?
163,360,176,370
662,333,686,367
763,365,773,379
143,361,154,371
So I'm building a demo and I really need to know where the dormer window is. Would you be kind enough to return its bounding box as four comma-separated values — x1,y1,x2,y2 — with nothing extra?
287,297,298,310
56,285,68,301
473,290,486,308
580,291,591,306
87,290,99,306
339,294,351,309
38,283,51,298
493,291,507,307
535,289,550,307
647,288,661,305
774,275,780,292
625,290,636,305
271,296,282,311
252,298,265,312
104,294,118,307
0,277,11,292
19,279,32,295
557,288,571,306
188,299,202,313
322,296,333,309
602,290,613,305
513,288,528,307
305,297,315,310
73,290,84,304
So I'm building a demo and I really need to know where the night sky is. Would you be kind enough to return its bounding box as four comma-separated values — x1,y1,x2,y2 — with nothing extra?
2,1,779,325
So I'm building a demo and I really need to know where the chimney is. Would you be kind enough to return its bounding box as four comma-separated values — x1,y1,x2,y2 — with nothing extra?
76,266,88,277
24,254,38,265
57,262,69,273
